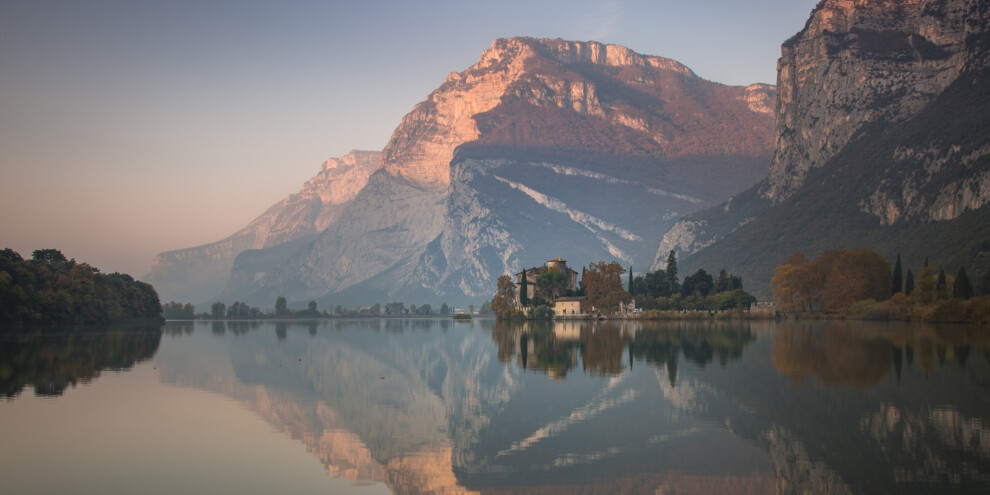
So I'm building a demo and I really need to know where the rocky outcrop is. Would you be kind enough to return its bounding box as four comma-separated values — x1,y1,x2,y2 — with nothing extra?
656,0,990,283
144,150,379,303
762,0,983,203
221,37,775,306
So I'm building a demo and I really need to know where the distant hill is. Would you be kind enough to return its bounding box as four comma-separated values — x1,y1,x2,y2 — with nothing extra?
144,150,380,304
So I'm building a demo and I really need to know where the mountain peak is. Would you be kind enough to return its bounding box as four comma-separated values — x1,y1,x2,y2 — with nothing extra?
380,36,763,187
480,37,695,75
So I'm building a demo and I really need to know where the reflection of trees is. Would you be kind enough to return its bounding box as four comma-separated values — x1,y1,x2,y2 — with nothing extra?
0,326,162,397
580,324,626,377
772,323,893,388
491,321,755,381
491,321,581,379
631,323,756,386
771,322,990,387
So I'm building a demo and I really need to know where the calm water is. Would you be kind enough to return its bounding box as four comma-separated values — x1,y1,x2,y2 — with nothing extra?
1,319,989,494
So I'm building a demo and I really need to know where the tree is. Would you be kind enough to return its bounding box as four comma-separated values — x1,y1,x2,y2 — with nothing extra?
905,269,915,295
715,269,729,293
582,261,630,315
665,250,679,294
32,248,69,265
913,266,937,304
308,300,318,312
954,267,973,300
681,269,714,297
275,296,289,316
892,253,903,295
772,248,890,313
492,275,517,318
211,302,226,319
628,267,634,295
0,248,23,264
535,270,567,303
936,270,948,300
440,303,450,315
984,270,990,296
520,270,529,307
163,301,195,319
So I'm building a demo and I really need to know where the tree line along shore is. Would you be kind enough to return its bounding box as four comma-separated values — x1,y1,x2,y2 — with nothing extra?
491,249,990,325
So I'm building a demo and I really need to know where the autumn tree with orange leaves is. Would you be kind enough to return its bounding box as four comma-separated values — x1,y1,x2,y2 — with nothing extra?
772,248,891,314
581,261,631,315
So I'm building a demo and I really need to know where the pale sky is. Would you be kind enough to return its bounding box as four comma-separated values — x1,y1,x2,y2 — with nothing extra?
0,0,819,277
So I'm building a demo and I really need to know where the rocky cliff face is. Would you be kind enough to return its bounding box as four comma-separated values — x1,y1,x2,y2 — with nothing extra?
144,150,379,304
763,0,984,203
220,37,775,306
655,0,990,279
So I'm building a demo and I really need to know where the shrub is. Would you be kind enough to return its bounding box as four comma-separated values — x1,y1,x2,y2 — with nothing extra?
528,305,555,320
932,299,967,323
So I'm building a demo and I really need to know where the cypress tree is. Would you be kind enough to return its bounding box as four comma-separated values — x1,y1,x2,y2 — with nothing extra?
984,270,990,296
892,253,903,295
954,267,973,300
666,250,678,293
628,267,634,295
520,269,529,307
936,270,947,299
905,269,915,295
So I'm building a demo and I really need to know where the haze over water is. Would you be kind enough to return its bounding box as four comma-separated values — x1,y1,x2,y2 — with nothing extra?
2,319,988,494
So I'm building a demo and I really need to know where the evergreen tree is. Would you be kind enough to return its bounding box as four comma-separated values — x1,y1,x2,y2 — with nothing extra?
905,269,915,295
665,250,679,293
520,270,529,307
628,267,634,295
715,269,729,293
954,267,973,300
984,270,990,296
892,253,903,295
936,270,948,299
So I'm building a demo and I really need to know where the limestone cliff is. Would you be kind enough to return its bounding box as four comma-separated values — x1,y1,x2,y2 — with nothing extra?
144,150,379,303
222,37,775,306
763,0,984,202
654,0,990,285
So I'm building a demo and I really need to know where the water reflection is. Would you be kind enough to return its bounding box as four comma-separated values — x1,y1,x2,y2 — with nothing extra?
3,319,990,494
492,320,757,382
771,321,990,387
0,325,162,398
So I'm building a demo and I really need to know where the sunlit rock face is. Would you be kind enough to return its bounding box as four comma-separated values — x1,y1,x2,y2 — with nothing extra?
763,0,984,203
653,0,990,279
144,150,379,303
221,37,775,306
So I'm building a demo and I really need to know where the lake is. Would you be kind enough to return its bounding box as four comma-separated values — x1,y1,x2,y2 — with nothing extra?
1,319,989,494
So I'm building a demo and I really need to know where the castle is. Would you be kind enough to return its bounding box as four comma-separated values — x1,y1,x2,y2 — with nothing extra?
514,257,579,305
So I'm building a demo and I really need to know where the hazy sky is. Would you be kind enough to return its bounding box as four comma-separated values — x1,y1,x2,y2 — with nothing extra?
0,0,819,277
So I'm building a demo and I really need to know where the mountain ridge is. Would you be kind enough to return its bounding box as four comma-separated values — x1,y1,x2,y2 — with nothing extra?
211,37,775,307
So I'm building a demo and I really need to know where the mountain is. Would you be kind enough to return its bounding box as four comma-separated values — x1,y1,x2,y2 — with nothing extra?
144,150,380,304
210,37,776,307
656,0,990,296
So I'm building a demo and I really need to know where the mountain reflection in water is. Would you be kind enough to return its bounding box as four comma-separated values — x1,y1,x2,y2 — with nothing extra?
2,319,989,494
